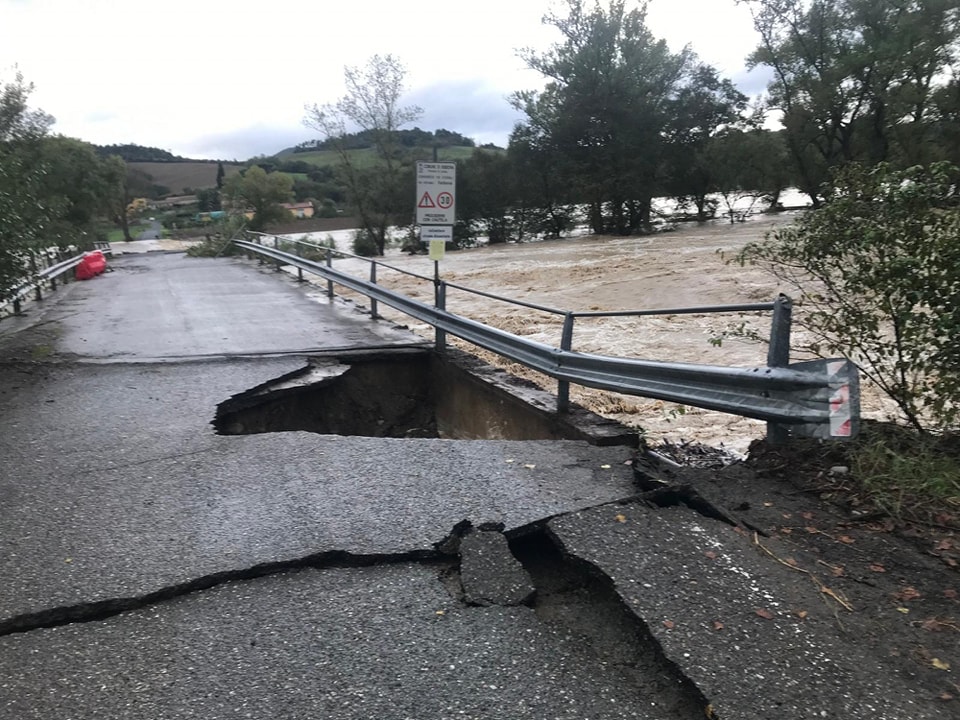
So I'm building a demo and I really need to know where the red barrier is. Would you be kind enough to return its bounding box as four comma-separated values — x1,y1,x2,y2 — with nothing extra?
75,250,107,280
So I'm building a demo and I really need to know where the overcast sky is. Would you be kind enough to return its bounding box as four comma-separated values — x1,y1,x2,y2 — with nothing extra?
1,0,769,160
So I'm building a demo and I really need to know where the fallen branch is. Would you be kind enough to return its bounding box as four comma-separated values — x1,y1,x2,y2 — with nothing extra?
754,533,854,612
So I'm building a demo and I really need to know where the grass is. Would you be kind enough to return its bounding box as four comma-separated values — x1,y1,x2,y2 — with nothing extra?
849,427,960,523
106,226,144,243
748,421,960,530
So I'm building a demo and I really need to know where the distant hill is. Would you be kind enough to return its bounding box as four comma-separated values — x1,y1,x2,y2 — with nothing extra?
272,145,479,169
127,161,244,196
286,127,478,155
94,143,193,163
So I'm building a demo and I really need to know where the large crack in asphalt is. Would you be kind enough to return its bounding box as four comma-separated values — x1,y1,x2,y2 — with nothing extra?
0,548,446,637
1,481,742,639
510,528,715,719
1,485,736,717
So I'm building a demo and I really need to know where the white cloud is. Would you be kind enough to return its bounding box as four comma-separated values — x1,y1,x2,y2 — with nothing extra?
1,0,765,159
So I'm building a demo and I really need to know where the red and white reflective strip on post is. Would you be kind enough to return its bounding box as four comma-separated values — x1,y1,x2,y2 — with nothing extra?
827,360,853,437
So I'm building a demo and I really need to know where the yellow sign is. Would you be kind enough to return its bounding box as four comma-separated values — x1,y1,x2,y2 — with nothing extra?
429,238,446,261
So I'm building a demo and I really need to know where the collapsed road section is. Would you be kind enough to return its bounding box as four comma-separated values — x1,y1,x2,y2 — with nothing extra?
213,347,637,446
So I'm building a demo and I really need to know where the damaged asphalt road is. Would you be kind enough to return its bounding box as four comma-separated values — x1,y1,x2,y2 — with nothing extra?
0,253,954,719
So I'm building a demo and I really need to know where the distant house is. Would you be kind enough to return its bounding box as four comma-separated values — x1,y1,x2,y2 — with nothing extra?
280,202,315,219
196,211,227,222
239,202,315,222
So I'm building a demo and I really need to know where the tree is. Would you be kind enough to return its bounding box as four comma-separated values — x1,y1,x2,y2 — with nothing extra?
38,136,114,247
508,122,579,239
663,64,749,219
222,166,293,232
514,0,691,235
737,162,960,432
0,71,53,297
216,161,225,190
930,75,960,166
196,187,221,213
101,157,155,241
456,149,520,245
304,54,422,255
738,0,960,203
708,128,792,218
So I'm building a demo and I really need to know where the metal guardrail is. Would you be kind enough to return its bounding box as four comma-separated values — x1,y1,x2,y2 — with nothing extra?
233,237,859,440
2,250,88,318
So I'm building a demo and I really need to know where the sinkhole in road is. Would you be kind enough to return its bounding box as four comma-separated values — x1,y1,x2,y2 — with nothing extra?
213,347,638,445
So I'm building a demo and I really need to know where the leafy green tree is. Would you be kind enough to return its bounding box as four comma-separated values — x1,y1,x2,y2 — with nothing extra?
0,71,53,297
663,64,749,219
196,187,221,213
222,165,293,232
737,162,960,432
930,76,960,166
456,149,520,245
708,128,792,217
508,121,578,239
515,0,691,235
738,0,960,203
216,161,225,189
304,54,422,255
37,136,115,247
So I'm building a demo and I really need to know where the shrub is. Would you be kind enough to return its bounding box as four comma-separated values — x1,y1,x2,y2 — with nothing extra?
351,229,379,257
737,162,960,432
294,235,335,262
186,235,238,257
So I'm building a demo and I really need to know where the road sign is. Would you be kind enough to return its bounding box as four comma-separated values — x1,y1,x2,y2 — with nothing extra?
421,225,452,261
416,161,456,225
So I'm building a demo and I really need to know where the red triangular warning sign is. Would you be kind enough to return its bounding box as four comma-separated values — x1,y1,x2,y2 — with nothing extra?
418,192,436,208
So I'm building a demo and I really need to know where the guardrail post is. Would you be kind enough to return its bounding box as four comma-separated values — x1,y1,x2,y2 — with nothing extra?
326,248,334,300
766,294,793,444
30,254,42,302
557,312,575,413
295,242,304,282
48,251,58,291
435,281,447,353
369,262,378,319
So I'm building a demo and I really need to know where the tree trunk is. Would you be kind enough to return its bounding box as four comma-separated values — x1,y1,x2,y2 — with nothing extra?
120,210,132,242
590,199,604,235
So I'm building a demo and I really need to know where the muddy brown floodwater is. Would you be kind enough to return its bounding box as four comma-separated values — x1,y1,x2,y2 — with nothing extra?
288,212,891,455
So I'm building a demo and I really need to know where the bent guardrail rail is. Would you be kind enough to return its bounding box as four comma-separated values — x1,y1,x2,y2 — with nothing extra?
233,239,859,440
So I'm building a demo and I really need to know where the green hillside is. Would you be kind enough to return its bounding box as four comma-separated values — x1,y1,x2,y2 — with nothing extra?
128,161,244,195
